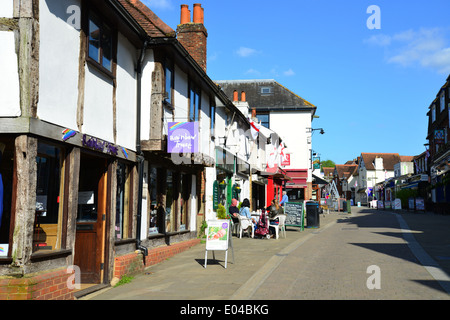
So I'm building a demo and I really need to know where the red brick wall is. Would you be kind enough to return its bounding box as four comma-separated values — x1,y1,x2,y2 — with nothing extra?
177,24,208,72
114,239,201,279
0,268,74,300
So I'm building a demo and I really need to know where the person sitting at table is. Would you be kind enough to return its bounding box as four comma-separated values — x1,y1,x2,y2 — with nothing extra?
228,198,239,224
268,199,283,220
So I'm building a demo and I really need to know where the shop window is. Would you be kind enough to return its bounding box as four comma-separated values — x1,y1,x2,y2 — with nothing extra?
0,138,14,257
33,142,64,252
165,170,175,232
180,174,191,231
115,162,132,240
148,166,164,235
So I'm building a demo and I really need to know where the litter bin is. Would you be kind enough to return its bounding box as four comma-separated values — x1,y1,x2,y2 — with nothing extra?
347,200,351,213
306,201,320,228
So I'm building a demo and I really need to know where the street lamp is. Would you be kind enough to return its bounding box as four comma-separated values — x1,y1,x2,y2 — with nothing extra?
312,128,325,134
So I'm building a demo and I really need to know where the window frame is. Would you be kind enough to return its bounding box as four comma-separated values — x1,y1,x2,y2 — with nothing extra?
115,161,133,241
33,141,66,253
84,7,116,79
164,59,174,107
189,82,201,122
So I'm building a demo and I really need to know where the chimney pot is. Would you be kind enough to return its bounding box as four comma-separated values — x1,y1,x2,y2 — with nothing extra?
180,4,190,24
241,91,246,102
233,90,238,101
193,3,203,24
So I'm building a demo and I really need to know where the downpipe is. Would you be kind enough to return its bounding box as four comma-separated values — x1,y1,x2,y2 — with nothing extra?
135,40,148,264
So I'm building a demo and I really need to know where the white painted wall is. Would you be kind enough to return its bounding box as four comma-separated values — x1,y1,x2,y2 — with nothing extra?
0,0,14,18
37,0,80,129
0,31,20,117
173,66,188,121
83,65,114,142
269,111,311,171
115,33,137,151
140,50,155,141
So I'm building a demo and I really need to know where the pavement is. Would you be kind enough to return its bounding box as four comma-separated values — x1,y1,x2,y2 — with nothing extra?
81,206,450,301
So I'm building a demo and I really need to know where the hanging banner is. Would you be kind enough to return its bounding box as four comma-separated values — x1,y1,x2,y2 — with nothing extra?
167,122,199,153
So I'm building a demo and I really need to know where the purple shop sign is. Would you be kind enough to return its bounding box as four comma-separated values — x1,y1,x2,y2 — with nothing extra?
168,122,199,153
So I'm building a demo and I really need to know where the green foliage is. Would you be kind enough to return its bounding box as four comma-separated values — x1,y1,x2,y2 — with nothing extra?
320,159,335,170
217,203,227,219
115,275,134,287
395,188,419,207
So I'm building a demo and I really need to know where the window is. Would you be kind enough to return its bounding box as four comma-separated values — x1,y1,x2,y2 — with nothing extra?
33,142,65,252
441,91,446,112
0,138,14,257
431,105,436,123
256,113,269,128
210,100,216,136
88,12,113,72
189,84,200,122
148,166,163,235
115,162,132,240
165,170,176,232
260,87,272,94
165,60,173,105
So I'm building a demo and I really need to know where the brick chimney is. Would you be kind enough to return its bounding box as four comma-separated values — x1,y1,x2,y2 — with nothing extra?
177,4,208,72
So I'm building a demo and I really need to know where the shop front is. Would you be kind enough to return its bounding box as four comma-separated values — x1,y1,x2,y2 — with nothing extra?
0,127,137,299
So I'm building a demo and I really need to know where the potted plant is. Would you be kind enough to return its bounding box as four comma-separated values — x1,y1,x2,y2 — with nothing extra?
216,203,227,220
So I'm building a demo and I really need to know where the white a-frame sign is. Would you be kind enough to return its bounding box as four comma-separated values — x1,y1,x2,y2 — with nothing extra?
204,219,234,268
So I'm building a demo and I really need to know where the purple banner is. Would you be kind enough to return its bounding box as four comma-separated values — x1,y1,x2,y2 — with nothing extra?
168,122,199,153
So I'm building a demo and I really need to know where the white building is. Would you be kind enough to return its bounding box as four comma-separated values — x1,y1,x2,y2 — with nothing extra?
215,80,317,205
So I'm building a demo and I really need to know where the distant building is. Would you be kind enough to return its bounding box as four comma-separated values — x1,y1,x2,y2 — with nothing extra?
215,80,317,205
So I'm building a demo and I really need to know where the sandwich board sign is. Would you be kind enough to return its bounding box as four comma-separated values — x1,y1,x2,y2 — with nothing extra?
204,220,234,268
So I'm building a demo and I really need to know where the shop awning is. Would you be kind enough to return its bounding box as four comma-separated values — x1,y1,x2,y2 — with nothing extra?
312,174,328,186
284,169,307,188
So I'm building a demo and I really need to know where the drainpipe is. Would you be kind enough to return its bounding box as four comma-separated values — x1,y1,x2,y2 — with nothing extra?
136,40,149,262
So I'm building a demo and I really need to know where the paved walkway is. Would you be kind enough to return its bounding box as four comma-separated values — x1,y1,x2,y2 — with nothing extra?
82,206,450,300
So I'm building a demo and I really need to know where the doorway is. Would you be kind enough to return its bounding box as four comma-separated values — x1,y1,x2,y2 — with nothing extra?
74,152,109,284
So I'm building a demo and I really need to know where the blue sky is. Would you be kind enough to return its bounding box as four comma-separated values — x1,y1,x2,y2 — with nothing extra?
144,0,450,165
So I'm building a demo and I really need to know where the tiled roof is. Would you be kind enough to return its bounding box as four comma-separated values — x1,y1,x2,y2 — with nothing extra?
215,79,316,110
117,0,176,37
360,153,401,171
335,164,358,179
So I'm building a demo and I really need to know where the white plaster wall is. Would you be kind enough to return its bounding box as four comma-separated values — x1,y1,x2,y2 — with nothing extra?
269,111,311,170
199,93,211,156
83,65,114,142
140,50,155,141
204,167,216,221
115,33,137,151
0,0,14,17
37,0,80,129
173,66,188,121
190,174,197,231
0,31,20,117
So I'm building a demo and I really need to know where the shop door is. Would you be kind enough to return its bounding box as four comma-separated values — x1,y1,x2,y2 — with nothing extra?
74,153,108,284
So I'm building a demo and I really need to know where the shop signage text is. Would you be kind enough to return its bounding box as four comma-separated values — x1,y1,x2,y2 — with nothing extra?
82,134,118,156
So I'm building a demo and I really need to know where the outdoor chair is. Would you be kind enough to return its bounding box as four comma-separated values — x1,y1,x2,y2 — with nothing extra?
269,214,287,239
237,214,254,238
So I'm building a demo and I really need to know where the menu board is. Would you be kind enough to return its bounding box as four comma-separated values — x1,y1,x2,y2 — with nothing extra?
284,202,304,230
205,220,230,251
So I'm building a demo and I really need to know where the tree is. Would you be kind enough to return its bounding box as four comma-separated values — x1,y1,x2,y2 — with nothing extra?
320,159,335,170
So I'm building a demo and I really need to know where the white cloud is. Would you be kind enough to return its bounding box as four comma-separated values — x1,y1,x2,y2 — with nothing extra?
244,68,261,76
235,47,258,57
283,68,295,76
364,27,450,74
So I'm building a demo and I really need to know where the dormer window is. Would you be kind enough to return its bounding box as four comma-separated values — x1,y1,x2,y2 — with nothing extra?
260,87,272,95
